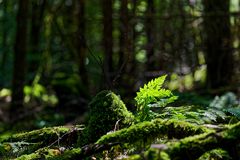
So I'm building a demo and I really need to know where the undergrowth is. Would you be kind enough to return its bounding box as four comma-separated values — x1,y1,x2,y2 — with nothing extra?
0,75,239,160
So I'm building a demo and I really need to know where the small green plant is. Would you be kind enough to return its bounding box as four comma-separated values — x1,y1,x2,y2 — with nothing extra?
135,75,178,121
210,92,240,120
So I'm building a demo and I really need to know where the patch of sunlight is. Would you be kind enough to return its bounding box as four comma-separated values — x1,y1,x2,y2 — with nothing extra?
184,74,194,90
138,1,147,12
194,65,206,84
168,73,179,90
136,50,147,63
198,52,205,65
230,0,240,12
0,88,11,97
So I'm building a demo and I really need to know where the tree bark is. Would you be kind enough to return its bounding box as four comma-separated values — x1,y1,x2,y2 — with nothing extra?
29,0,46,79
0,1,8,74
11,0,30,119
146,0,156,71
76,0,88,87
102,0,113,85
203,0,233,89
118,0,129,69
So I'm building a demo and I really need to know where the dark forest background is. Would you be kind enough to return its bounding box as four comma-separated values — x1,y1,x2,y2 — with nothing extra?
0,0,239,127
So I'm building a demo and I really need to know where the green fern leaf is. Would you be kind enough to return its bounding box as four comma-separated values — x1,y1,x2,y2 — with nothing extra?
135,75,178,121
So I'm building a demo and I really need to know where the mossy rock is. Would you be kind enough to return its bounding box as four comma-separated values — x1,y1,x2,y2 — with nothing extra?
82,90,134,145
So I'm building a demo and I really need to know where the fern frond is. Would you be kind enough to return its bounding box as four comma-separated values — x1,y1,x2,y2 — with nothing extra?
135,75,178,121
224,108,240,119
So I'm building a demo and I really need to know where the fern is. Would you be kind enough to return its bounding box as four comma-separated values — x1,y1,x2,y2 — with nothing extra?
135,75,178,121
224,108,240,119
209,92,239,109
210,92,240,120
157,92,240,125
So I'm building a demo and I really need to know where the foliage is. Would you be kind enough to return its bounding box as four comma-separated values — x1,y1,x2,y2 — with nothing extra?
156,92,240,124
210,92,240,119
135,75,178,121
0,76,239,159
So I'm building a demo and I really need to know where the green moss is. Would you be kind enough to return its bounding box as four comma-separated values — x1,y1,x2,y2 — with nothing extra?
16,153,41,160
97,119,210,145
222,121,240,139
1,125,84,145
197,148,231,160
48,148,81,160
144,149,170,160
15,147,55,160
166,122,240,159
126,149,170,160
0,141,41,158
82,90,134,145
168,132,217,159
14,147,81,160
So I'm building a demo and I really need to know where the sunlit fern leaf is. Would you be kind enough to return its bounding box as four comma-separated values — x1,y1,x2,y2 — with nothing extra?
135,75,178,121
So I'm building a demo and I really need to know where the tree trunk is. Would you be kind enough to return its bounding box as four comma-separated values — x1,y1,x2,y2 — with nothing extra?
118,0,129,69
11,0,29,120
76,0,88,87
203,0,233,89
102,0,113,86
29,0,46,80
146,0,155,72
0,1,8,74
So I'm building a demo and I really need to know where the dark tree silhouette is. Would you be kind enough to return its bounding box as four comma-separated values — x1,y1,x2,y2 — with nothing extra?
11,0,30,120
203,0,233,89
29,0,46,78
76,0,88,87
146,0,156,71
102,0,113,85
119,0,130,69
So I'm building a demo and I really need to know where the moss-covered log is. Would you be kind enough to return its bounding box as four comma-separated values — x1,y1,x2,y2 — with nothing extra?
15,147,82,160
126,149,170,160
97,118,212,145
0,125,84,159
1,125,84,144
14,143,120,160
127,122,240,160
167,122,240,159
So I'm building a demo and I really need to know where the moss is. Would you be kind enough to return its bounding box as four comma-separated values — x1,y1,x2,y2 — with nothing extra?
14,147,81,160
48,148,81,160
97,119,211,145
0,125,84,159
126,149,170,160
167,132,217,159
144,149,170,160
1,125,84,145
82,90,134,145
166,122,240,159
15,147,57,160
0,142,41,158
197,148,231,160
222,121,240,139
16,153,41,160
